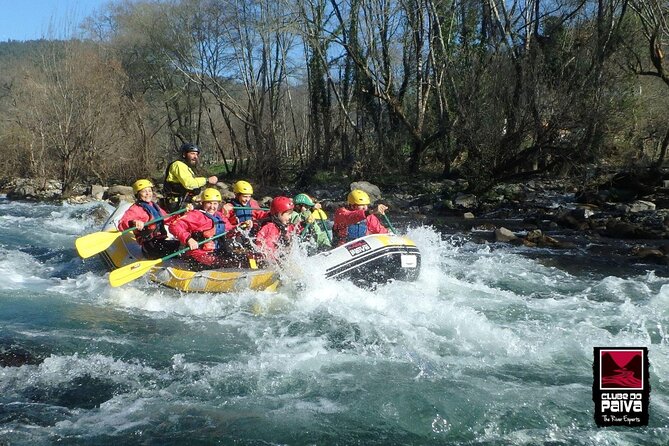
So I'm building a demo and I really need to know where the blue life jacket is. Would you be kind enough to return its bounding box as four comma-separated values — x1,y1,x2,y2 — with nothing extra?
136,201,167,242
347,220,367,241
200,211,228,250
232,199,253,223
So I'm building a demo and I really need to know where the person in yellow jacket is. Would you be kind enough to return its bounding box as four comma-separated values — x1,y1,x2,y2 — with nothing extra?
161,142,218,212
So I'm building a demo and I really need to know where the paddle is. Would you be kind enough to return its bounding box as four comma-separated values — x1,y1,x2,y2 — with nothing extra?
75,207,188,259
232,206,269,211
108,229,232,287
299,222,313,241
381,213,397,234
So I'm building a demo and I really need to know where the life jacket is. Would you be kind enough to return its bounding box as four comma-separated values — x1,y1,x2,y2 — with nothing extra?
191,211,227,251
135,201,167,243
347,220,367,242
232,199,253,223
162,160,202,211
333,219,367,246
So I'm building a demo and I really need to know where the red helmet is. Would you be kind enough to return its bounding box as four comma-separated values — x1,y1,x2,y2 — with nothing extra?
270,196,294,215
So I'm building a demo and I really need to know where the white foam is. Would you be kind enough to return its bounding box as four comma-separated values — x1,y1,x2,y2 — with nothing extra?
0,248,55,290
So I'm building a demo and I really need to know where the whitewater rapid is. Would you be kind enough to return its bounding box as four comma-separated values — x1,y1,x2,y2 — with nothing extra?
1,197,668,445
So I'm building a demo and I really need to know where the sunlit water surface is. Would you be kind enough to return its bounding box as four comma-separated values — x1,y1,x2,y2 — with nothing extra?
0,197,668,445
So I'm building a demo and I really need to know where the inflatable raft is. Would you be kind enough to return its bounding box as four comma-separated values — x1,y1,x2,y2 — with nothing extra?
98,202,421,292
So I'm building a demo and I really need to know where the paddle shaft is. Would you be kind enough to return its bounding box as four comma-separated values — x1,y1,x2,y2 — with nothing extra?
381,214,397,234
108,227,235,287
75,206,188,258
165,230,228,261
232,206,269,211
123,207,188,234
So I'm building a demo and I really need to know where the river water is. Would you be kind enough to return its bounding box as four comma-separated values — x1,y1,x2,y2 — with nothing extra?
0,197,668,445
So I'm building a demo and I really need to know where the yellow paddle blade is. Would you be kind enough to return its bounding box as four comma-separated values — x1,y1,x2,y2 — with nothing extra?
108,258,163,287
75,231,122,259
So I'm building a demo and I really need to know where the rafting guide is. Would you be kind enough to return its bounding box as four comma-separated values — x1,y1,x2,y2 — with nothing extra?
592,347,650,427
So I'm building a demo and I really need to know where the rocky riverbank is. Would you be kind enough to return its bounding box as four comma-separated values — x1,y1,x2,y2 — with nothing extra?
3,170,669,268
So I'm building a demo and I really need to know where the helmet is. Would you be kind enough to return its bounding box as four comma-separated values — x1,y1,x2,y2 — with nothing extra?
202,188,222,202
233,180,253,195
180,142,200,154
293,193,314,207
270,196,294,215
132,179,154,194
347,189,370,205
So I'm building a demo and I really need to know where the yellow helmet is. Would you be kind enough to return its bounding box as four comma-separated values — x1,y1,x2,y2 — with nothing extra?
233,180,253,195
132,179,154,194
202,188,222,202
347,189,370,205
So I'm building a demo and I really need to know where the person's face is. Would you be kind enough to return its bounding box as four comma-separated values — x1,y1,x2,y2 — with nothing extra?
202,200,220,214
184,151,199,166
277,210,292,225
353,204,368,211
238,194,252,205
294,204,305,212
137,187,153,202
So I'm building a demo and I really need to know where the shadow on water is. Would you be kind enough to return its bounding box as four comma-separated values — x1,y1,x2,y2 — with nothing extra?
0,339,46,367
23,375,128,410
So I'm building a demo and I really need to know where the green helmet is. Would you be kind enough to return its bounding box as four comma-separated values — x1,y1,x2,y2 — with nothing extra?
293,193,315,207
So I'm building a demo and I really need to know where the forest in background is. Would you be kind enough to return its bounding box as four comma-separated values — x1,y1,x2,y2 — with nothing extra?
0,0,668,196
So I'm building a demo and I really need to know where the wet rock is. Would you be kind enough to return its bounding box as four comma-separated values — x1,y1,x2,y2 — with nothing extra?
495,227,517,242
5,178,67,201
7,184,37,200
108,194,134,205
463,212,475,219
66,195,94,204
90,184,106,200
105,185,133,197
221,189,236,200
350,181,382,202
90,206,111,224
603,220,641,238
632,246,669,265
629,200,656,213
454,193,477,208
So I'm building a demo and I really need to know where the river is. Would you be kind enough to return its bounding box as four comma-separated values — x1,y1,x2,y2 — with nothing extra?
1,197,668,444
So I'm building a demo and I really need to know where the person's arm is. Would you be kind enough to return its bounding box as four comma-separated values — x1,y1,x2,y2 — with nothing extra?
169,213,200,244
169,161,207,191
118,204,146,231
366,214,389,234
334,207,367,226
250,200,270,221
